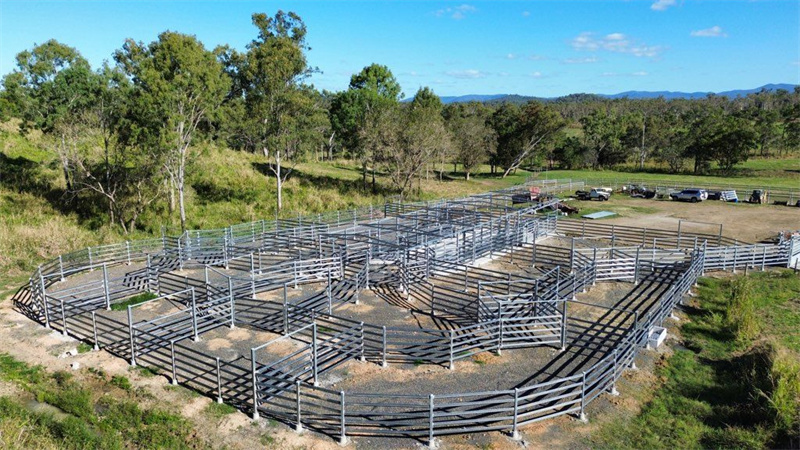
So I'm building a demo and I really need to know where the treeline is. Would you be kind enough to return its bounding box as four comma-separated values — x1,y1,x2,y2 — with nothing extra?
1,11,799,233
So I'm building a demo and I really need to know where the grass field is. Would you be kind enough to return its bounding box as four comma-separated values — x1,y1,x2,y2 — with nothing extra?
591,270,800,449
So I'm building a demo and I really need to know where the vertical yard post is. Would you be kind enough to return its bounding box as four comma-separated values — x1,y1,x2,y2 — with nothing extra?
579,371,588,422
610,349,620,396
512,387,520,440
39,270,50,328
327,270,333,314
128,305,136,367
560,300,568,351
381,326,388,368
449,329,455,370
102,263,111,310
312,323,319,385
59,255,65,281
170,340,177,385
634,247,641,285
60,299,67,336
428,394,436,449
360,322,366,362
228,278,235,328
126,241,131,265
251,348,259,420
339,391,347,446
283,284,289,335
91,311,99,351
295,380,303,432
186,288,198,341
216,357,223,403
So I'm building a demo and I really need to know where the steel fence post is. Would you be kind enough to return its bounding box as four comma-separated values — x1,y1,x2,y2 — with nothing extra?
216,357,223,403
634,247,641,285
128,305,136,367
283,284,289,335
126,241,131,265
381,326,388,368
359,322,366,362
579,371,588,422
60,299,67,336
190,288,199,341
560,300,567,351
91,311,99,351
339,391,347,446
312,324,319,385
36,271,50,328
251,348,259,420
170,340,177,385
512,388,521,440
295,380,303,432
610,349,620,396
449,330,455,370
428,394,436,449
59,255,65,281
103,263,111,310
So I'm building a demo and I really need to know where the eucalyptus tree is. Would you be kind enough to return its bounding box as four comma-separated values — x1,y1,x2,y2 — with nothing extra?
384,87,450,196
115,31,230,231
444,102,496,180
1,40,95,190
329,63,403,191
225,11,324,212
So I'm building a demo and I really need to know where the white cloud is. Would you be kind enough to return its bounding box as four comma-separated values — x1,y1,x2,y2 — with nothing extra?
562,56,600,64
632,71,649,76
690,25,727,37
651,0,677,11
506,53,518,60
435,4,477,20
445,69,488,79
522,11,531,17
530,71,543,78
570,32,665,58
527,54,546,61
791,60,800,66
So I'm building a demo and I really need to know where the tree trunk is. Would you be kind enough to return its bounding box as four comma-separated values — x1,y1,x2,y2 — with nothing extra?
465,171,470,181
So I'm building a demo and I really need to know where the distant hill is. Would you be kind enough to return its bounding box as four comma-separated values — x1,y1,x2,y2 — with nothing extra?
419,84,798,104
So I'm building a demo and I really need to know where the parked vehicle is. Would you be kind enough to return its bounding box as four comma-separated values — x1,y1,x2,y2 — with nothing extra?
669,189,708,203
575,188,611,201
628,184,656,199
749,189,764,204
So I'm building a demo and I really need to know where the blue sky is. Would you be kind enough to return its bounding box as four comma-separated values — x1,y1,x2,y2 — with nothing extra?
1,0,798,97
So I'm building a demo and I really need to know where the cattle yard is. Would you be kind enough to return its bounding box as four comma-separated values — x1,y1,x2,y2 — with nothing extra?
14,180,800,448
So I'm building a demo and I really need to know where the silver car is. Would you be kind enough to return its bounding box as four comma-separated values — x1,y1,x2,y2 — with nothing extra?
669,189,708,203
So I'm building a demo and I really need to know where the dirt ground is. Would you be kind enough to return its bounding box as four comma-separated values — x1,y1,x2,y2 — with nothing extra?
571,196,799,243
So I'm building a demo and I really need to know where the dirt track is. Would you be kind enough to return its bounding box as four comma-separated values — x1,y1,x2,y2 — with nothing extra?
573,196,799,243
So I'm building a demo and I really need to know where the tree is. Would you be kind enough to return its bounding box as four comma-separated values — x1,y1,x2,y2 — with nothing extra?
580,109,628,169
2,40,94,191
115,31,230,231
329,63,402,191
232,11,320,212
710,116,756,173
383,87,450,196
445,102,496,180
487,101,563,177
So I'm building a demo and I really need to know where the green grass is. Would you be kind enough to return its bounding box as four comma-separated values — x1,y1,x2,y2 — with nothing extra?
591,270,800,449
110,375,132,392
0,352,203,449
110,292,159,311
204,401,237,419
76,343,92,354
